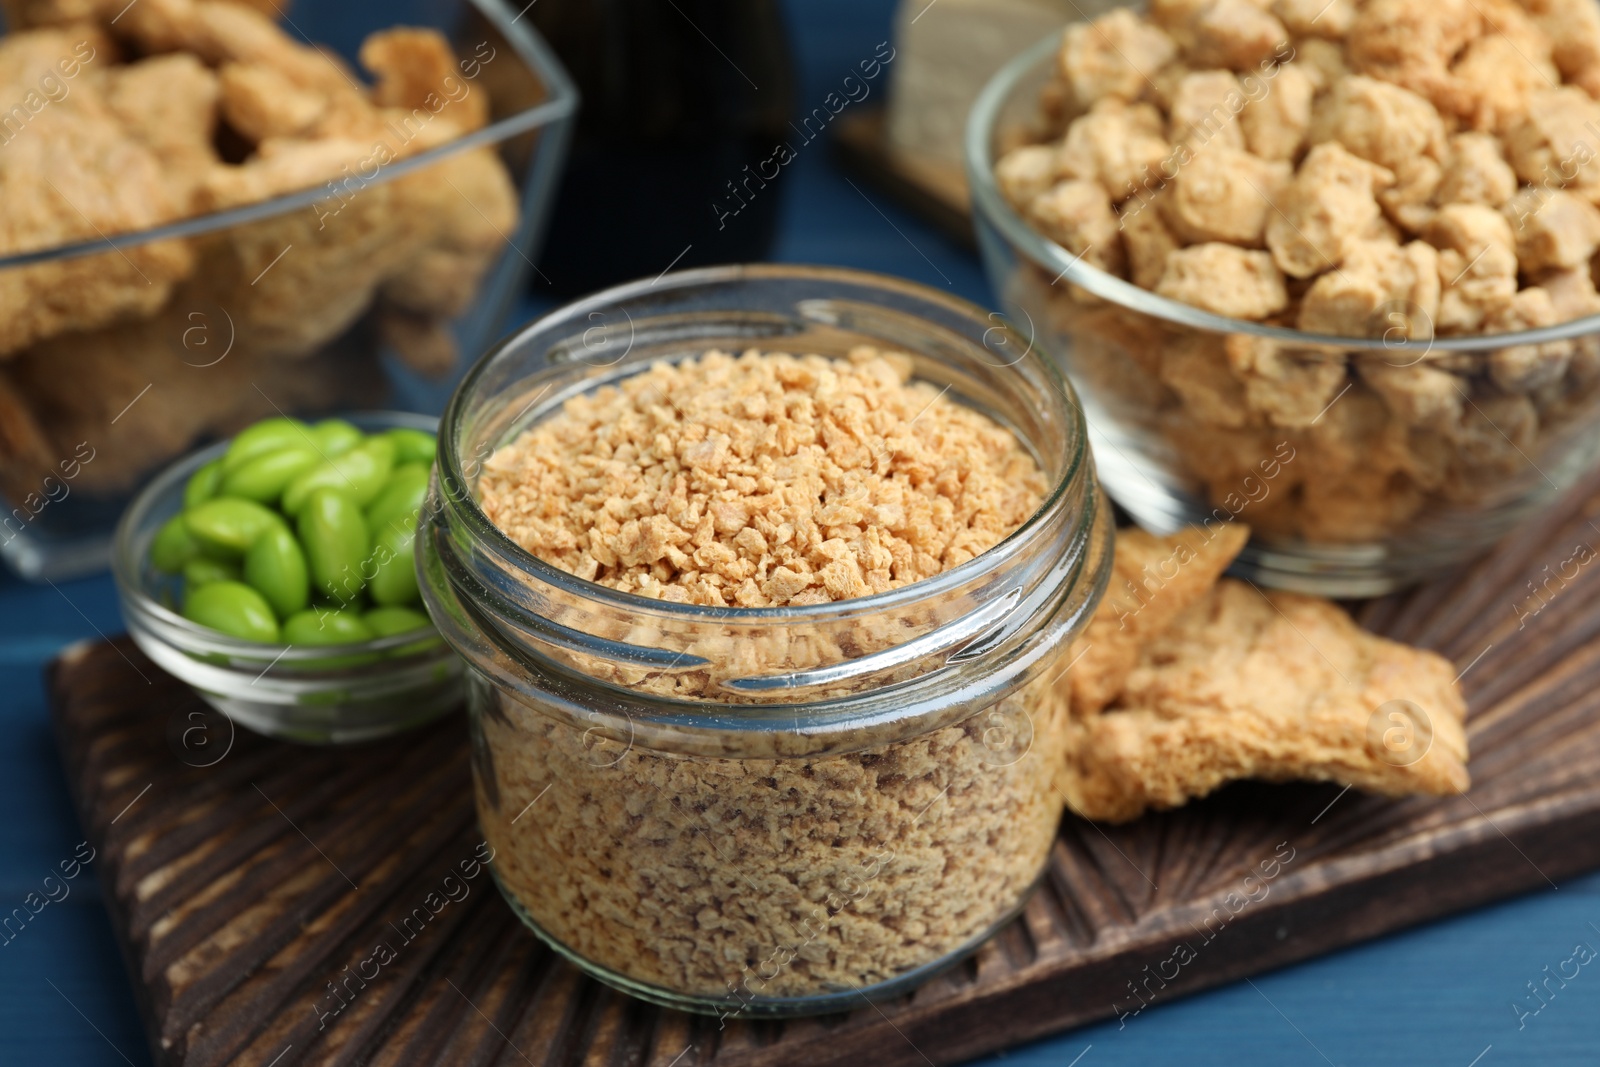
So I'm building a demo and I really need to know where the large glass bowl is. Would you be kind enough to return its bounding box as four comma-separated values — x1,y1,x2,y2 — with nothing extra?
0,0,575,582
966,33,1600,596
113,412,463,744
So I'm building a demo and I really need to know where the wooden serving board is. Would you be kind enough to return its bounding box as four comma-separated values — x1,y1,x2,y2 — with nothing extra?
52,472,1600,1067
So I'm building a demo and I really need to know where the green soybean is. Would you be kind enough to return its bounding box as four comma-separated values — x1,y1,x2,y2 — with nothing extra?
183,581,280,642
184,459,224,510
298,488,369,600
183,556,240,588
364,463,430,537
221,447,320,504
184,498,285,555
368,521,419,606
221,417,309,472
382,428,436,466
244,524,310,618
283,608,375,646
282,436,396,514
310,418,363,458
363,605,431,637
150,513,200,572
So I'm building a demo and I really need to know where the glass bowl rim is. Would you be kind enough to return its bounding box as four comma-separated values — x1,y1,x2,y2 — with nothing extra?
437,261,1095,623
112,410,452,665
0,0,578,273
964,33,1600,355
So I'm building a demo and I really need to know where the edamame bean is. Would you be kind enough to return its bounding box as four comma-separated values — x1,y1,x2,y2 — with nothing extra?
184,498,286,555
244,524,310,618
282,436,396,514
184,459,224,510
363,605,431,637
183,581,280,642
151,513,200,572
221,447,320,504
310,418,363,458
364,463,430,537
298,488,370,599
368,521,419,606
221,418,309,472
283,608,375,645
381,428,436,466
183,557,240,588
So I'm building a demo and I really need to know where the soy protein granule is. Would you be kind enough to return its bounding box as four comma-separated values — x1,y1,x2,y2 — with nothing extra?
475,678,1070,1000
478,346,1048,607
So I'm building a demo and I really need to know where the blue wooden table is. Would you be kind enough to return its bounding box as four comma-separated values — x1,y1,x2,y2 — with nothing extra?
4,2,1599,1063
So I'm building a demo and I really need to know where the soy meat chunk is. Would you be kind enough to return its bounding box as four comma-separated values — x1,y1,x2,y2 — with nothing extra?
1159,146,1289,246
1346,0,1483,115
1061,578,1469,823
1502,190,1600,274
1428,204,1520,333
1447,10,1559,134
1167,69,1247,150
361,27,490,132
1058,98,1173,199
1240,62,1314,161
1066,524,1251,716
0,28,194,358
1309,75,1454,236
1297,239,1439,338
101,53,221,213
1058,10,1178,107
1158,333,1250,427
1027,179,1127,275
995,145,1065,209
1272,0,1354,39
1485,287,1573,393
1538,267,1600,323
380,146,521,319
1149,0,1212,47
1224,335,1349,427
1521,0,1600,100
1188,0,1290,71
1358,361,1466,432
1447,393,1540,484
1296,38,1349,92
1436,133,1518,209
1266,142,1394,279
1503,88,1600,197
219,61,327,142
1156,243,1288,318
1118,197,1182,289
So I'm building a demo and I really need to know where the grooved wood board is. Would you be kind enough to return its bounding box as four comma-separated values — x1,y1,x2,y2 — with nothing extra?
51,473,1600,1067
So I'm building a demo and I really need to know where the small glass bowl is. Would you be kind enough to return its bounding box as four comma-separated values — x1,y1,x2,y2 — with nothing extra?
967,32,1600,596
113,412,463,744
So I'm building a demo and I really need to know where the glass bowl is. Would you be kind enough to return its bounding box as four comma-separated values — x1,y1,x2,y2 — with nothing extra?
421,264,1113,1016
113,412,463,744
966,33,1600,596
0,0,576,582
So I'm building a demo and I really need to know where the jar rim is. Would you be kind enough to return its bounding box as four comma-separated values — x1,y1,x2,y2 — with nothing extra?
436,262,1090,623
964,34,1600,354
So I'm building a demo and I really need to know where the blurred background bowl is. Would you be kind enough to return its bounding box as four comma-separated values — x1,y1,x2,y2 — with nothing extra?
0,0,575,582
966,33,1600,596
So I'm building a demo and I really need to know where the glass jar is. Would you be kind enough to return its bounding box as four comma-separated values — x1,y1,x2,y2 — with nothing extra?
420,265,1112,1017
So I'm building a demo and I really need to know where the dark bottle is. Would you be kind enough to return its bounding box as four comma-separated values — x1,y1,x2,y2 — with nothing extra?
524,0,795,297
